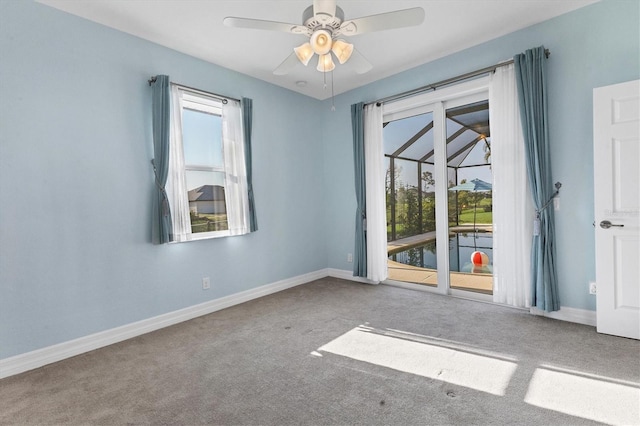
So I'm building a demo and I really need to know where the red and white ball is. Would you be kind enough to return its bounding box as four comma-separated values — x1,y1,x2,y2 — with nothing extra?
471,251,489,266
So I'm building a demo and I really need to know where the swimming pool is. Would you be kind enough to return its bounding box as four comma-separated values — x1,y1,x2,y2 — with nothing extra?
389,231,493,273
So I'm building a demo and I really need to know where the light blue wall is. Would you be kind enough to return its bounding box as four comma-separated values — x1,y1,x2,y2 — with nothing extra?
322,0,640,311
0,1,327,359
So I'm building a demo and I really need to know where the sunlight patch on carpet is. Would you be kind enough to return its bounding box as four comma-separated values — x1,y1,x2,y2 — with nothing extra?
525,365,640,425
317,325,517,396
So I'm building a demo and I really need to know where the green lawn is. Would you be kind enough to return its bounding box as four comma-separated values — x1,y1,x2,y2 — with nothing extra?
457,209,492,224
455,198,492,225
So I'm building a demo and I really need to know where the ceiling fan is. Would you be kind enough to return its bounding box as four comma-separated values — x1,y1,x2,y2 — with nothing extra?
223,0,425,76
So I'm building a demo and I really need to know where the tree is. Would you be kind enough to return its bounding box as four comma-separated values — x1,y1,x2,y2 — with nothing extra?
422,196,436,232
401,185,420,237
421,170,435,190
386,163,404,240
385,164,402,197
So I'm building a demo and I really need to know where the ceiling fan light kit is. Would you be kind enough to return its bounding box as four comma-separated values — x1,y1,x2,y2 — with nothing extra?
294,43,314,66
317,53,336,72
331,39,353,64
310,29,333,55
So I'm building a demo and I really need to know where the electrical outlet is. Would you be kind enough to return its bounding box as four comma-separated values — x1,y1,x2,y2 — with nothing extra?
347,253,353,263
589,282,597,295
202,277,211,290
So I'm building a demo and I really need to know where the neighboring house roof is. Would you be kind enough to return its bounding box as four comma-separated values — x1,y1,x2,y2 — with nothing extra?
188,185,225,202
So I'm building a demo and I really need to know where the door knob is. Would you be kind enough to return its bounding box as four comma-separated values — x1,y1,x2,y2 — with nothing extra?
600,220,624,229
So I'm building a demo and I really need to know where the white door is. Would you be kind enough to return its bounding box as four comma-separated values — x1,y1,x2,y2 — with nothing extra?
593,79,640,339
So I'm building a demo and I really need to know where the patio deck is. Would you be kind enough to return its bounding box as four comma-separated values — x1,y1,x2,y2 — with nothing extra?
387,260,493,294
387,225,494,294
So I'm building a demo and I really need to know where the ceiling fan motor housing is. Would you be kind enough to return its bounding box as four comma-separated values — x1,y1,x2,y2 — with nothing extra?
302,5,344,32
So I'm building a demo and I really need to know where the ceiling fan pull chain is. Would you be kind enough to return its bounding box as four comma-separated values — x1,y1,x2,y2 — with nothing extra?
331,70,336,111
323,65,327,89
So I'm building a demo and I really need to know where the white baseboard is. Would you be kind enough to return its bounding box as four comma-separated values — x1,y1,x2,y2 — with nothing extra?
0,268,597,380
329,268,597,327
530,306,597,327
327,268,377,284
0,268,329,380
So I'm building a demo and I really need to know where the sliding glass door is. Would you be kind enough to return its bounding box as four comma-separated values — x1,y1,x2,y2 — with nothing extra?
382,79,493,298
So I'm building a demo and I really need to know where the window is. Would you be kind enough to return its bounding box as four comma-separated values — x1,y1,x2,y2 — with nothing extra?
182,92,227,233
167,85,251,241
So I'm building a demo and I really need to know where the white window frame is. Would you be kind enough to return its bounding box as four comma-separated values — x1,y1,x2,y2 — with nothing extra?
168,85,249,242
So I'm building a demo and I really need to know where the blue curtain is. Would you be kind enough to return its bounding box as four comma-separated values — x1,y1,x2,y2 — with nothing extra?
351,102,367,277
242,97,258,232
150,75,173,244
514,46,559,312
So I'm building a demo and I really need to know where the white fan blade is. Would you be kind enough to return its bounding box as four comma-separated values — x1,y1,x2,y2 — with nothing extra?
349,49,372,75
313,0,337,18
224,17,311,35
273,52,301,75
339,7,425,36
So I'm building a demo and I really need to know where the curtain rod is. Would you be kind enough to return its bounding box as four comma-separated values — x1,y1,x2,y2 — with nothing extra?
370,48,550,107
147,76,240,104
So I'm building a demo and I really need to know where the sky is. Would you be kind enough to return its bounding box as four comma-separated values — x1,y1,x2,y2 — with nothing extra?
182,108,225,190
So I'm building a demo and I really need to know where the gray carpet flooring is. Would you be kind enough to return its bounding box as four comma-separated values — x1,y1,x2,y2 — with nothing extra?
1,277,639,425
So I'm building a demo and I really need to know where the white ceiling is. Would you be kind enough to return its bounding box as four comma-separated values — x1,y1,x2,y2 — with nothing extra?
38,0,597,100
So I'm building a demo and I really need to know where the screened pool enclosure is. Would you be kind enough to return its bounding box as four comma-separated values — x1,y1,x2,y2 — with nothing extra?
384,100,492,239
